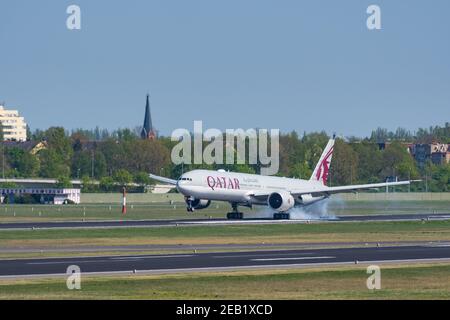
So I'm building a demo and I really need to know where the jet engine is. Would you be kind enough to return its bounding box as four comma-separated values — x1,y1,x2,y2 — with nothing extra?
192,198,211,209
186,197,211,212
267,191,295,212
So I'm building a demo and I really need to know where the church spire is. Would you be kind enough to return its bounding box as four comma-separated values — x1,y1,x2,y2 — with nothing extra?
141,94,156,140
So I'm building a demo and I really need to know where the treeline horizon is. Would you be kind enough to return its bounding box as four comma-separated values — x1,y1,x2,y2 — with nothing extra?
27,122,450,144
0,123,448,193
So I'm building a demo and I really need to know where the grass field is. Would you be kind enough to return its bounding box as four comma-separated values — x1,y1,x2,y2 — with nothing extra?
1,263,450,299
0,220,449,259
1,199,449,299
0,199,448,223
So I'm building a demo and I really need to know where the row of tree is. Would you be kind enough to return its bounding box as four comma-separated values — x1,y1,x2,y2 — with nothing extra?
26,122,450,145
369,123,450,143
0,124,448,192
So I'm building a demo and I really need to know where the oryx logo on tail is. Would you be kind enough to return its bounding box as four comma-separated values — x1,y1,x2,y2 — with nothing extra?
310,139,335,185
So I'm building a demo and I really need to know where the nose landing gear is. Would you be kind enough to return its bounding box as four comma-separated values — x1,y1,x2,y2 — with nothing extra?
185,196,194,213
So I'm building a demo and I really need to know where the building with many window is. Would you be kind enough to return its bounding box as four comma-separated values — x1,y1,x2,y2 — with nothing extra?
411,143,450,167
0,104,27,141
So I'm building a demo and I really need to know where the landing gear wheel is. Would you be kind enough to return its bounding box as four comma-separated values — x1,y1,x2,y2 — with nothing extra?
227,203,243,220
227,212,243,220
273,213,290,220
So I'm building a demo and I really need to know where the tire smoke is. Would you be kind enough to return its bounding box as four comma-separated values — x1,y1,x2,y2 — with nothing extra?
253,196,344,220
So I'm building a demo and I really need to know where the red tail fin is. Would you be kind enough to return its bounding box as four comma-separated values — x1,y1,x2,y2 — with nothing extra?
310,139,335,185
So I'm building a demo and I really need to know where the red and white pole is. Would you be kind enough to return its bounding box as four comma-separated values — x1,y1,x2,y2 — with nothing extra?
122,187,127,215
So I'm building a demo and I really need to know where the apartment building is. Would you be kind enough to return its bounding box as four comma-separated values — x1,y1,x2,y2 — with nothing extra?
0,105,27,141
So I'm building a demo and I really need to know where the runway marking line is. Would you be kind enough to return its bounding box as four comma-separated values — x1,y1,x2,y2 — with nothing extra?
212,252,318,259
27,260,112,265
27,254,196,265
250,256,335,262
110,255,194,260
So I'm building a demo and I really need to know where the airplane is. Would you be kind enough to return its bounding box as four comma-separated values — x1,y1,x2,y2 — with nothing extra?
149,137,414,220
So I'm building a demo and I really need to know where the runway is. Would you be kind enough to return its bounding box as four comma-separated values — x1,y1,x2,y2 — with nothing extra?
0,213,449,230
1,245,450,278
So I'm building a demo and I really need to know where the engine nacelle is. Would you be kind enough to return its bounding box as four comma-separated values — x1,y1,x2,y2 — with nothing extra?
267,191,295,212
190,198,211,210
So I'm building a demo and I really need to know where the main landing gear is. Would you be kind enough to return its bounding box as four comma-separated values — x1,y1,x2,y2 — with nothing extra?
227,203,244,220
273,213,290,220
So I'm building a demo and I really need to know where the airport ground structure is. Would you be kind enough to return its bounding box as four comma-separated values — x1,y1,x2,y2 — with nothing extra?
0,178,81,205
0,187,80,205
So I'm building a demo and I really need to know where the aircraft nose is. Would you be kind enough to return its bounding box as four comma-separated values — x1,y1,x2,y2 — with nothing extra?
176,180,188,194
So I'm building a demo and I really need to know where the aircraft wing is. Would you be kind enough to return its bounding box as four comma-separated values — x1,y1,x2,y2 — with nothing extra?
149,173,178,185
295,180,412,197
249,180,412,200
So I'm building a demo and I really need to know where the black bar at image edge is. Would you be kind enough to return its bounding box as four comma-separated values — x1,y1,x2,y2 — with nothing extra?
0,300,447,318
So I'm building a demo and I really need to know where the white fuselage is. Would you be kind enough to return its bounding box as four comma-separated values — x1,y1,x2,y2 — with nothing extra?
177,169,327,206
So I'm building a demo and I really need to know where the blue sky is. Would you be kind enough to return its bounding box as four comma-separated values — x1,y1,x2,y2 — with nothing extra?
1,0,449,137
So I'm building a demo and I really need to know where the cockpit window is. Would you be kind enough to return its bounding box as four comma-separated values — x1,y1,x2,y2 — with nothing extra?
178,178,193,181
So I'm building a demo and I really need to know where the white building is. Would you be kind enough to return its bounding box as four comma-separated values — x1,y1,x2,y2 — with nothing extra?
0,188,81,204
0,105,27,141
150,184,176,194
